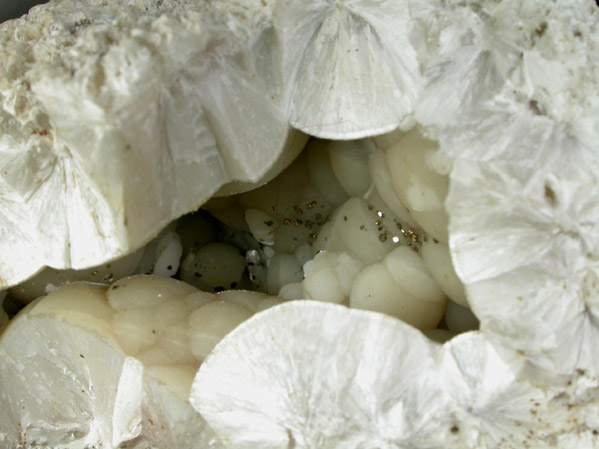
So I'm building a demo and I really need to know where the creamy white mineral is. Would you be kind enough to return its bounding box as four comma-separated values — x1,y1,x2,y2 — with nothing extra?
0,276,282,448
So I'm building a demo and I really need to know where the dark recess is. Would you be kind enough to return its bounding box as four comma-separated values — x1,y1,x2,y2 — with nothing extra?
0,0,48,23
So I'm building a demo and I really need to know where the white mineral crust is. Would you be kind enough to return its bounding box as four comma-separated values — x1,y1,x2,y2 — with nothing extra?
191,301,599,448
0,0,291,288
274,0,421,139
191,301,450,449
413,0,599,379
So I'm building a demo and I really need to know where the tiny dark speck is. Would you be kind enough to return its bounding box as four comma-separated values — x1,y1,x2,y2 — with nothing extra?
79,354,84,358
535,22,548,38
544,183,557,206
529,99,543,115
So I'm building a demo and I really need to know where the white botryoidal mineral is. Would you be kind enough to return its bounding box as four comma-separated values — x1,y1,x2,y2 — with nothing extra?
0,0,598,447
0,276,282,448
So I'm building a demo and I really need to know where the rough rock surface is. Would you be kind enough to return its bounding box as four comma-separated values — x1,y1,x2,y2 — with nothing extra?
0,0,290,287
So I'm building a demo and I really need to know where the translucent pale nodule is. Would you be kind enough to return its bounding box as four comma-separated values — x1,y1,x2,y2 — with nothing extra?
278,282,304,300
266,253,303,295
179,242,246,291
189,300,254,361
306,140,350,207
152,231,184,277
314,197,396,265
0,276,290,447
302,251,365,304
350,246,447,330
421,240,469,308
0,281,216,448
112,300,189,356
370,148,420,230
145,365,199,403
213,289,281,313
245,208,277,245
29,283,118,347
327,139,373,198
107,275,198,311
384,128,450,242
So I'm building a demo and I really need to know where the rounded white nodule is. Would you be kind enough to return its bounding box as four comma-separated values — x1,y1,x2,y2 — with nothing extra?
328,139,373,197
306,140,349,207
302,251,364,304
107,275,197,311
350,246,447,330
278,282,304,300
314,197,395,265
152,231,183,277
245,208,277,245
370,148,420,230
189,300,254,361
112,300,188,356
421,240,469,308
267,253,303,295
29,283,117,345
215,289,278,312
180,242,246,291
384,129,450,242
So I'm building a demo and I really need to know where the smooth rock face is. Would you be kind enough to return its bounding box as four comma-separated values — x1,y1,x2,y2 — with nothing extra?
0,0,291,288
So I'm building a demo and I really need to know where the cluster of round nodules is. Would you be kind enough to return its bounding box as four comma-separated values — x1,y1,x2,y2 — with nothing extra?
27,276,281,401
199,138,374,295
278,127,478,336
2,127,479,341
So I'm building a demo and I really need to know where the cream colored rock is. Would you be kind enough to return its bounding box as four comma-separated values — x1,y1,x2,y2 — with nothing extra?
8,248,145,303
